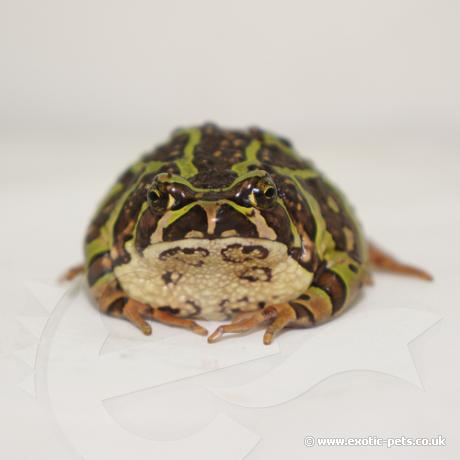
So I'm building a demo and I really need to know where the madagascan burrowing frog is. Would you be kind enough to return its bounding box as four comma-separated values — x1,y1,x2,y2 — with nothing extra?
64,124,432,344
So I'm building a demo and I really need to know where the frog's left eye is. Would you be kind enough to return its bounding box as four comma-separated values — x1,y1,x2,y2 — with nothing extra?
250,178,278,209
263,185,276,199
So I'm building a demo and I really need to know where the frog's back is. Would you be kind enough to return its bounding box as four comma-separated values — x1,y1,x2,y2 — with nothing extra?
85,123,366,275
145,123,366,267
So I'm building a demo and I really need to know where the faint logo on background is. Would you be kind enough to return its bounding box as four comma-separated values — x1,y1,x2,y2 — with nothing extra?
14,279,440,460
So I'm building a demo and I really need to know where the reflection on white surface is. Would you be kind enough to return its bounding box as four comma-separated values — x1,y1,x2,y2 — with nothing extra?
13,281,442,459
17,282,272,460
206,308,441,408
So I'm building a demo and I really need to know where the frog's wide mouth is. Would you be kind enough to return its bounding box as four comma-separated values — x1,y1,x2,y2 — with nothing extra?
144,199,296,250
114,237,312,320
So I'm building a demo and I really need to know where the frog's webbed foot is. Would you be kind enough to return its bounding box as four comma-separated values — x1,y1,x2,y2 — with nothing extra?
208,303,296,345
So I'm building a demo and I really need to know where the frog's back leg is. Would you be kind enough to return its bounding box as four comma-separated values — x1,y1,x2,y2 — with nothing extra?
60,264,85,282
368,242,433,281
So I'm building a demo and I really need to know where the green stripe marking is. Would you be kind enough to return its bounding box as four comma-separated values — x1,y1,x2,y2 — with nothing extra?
232,139,261,175
175,128,201,178
289,175,335,258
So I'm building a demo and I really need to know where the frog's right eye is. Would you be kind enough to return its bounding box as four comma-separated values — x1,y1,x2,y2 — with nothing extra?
147,184,171,212
148,173,196,212
147,188,161,203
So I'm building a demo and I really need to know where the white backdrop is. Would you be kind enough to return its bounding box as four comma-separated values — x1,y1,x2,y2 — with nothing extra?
1,1,459,459
2,0,459,134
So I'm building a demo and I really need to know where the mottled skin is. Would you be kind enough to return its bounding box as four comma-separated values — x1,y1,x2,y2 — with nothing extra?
78,123,431,344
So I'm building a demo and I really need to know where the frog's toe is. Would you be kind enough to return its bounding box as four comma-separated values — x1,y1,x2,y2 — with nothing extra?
124,301,209,336
262,304,296,344
98,286,208,336
208,303,295,345
230,311,259,323
122,299,153,335
150,309,208,336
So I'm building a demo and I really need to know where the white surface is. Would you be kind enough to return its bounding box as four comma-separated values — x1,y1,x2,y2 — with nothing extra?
1,131,458,460
1,1,459,458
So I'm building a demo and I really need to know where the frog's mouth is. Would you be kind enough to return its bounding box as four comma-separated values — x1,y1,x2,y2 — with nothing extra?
114,237,312,321
146,200,298,249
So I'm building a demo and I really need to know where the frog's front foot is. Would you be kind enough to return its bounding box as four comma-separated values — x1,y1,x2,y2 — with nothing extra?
207,303,296,345
152,308,208,336
99,287,208,337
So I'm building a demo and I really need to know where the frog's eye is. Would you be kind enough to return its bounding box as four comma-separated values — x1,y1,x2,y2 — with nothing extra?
147,188,161,204
250,178,278,209
147,184,174,212
263,186,276,199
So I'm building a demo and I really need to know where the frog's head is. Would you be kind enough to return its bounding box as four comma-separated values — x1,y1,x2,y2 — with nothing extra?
118,168,310,319
143,169,296,246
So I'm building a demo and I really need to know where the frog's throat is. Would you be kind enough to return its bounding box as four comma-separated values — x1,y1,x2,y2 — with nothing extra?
114,237,313,320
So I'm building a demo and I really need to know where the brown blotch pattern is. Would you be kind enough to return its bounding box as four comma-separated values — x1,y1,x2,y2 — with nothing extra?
238,266,272,282
185,299,202,316
221,243,269,263
161,271,183,286
220,296,250,314
159,246,209,267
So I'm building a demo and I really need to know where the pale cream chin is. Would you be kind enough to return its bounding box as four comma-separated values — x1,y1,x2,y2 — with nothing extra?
114,237,312,320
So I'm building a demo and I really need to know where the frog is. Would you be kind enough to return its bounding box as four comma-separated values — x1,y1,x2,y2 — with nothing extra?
63,123,432,344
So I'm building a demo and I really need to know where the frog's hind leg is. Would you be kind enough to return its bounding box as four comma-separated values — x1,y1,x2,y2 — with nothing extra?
369,242,433,281
60,264,85,282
